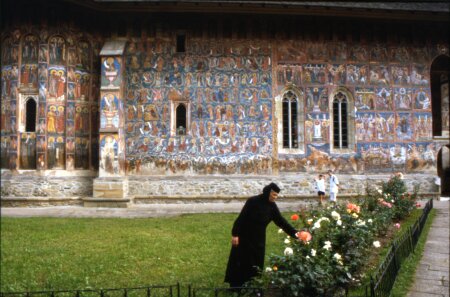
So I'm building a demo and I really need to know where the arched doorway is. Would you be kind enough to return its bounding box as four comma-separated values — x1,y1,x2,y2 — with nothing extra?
430,55,450,137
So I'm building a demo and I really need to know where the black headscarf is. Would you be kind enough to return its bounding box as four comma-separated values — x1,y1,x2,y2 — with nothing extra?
262,182,281,200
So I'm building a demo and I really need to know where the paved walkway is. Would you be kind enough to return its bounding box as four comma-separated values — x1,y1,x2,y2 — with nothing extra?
407,199,450,297
0,201,304,218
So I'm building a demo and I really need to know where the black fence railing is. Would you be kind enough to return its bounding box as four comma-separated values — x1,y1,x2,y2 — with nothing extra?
0,200,434,297
0,284,181,297
362,198,433,297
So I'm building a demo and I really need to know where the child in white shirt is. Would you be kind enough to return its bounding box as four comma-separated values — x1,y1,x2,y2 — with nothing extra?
314,174,326,204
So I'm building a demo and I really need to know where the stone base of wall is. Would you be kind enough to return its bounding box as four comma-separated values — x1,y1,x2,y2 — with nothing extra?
1,197,83,207
83,197,131,208
0,169,95,204
1,170,440,207
128,174,440,201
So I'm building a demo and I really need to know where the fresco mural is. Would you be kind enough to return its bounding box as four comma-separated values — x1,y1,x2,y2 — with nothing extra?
0,28,98,170
0,24,446,177
124,38,274,175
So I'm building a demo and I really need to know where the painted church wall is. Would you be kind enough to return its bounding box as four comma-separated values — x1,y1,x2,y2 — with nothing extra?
275,40,447,175
124,38,274,175
1,18,448,178
122,34,447,176
1,26,102,171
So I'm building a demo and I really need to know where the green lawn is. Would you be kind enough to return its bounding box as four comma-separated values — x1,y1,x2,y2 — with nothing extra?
1,208,434,294
0,213,287,292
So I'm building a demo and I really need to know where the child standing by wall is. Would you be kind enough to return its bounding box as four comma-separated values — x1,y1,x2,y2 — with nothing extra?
314,174,326,204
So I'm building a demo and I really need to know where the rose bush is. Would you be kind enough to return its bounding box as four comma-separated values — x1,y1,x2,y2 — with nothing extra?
252,174,417,297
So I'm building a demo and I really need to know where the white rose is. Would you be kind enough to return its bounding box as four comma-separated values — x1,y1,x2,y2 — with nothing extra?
284,247,294,256
265,267,273,272
373,241,381,248
333,253,342,260
337,220,342,226
331,211,341,220
311,249,316,257
284,238,291,244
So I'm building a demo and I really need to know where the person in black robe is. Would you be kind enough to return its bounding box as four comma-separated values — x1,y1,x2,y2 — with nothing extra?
224,182,298,288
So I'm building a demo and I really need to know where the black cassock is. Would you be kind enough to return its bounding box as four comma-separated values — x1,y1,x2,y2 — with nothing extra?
224,183,297,287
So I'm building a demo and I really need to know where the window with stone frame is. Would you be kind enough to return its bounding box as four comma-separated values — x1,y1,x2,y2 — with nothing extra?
282,91,299,149
277,87,305,154
330,88,355,153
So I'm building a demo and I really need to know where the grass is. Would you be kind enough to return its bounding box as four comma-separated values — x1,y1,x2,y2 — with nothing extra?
0,213,287,292
390,209,437,297
1,206,436,295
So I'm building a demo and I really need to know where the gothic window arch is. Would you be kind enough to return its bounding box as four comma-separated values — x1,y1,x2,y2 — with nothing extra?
282,91,298,149
277,87,305,154
330,88,355,152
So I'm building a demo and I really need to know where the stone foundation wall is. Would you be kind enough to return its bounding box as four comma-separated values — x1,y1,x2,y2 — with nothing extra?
1,170,95,206
128,174,440,201
1,170,440,207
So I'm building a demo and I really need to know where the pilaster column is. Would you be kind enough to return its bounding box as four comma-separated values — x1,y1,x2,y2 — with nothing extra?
87,40,129,207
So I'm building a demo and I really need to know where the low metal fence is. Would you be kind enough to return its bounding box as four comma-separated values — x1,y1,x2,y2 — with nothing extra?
365,199,433,297
0,284,181,297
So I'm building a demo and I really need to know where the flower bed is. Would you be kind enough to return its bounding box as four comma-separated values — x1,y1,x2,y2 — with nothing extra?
253,175,419,297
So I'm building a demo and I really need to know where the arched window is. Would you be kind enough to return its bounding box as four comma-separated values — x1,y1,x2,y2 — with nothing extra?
332,91,348,149
176,104,187,135
282,91,298,148
25,98,37,132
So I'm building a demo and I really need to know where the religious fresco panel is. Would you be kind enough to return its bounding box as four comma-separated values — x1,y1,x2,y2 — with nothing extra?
1,136,10,168
358,143,406,173
305,113,330,144
394,87,413,110
413,112,433,141
48,36,66,65
101,57,122,88
21,35,38,64
48,66,67,102
395,112,414,142
391,65,411,86
369,64,391,86
374,87,393,111
47,136,65,169
99,133,119,175
302,64,327,85
410,64,430,86
389,46,411,63
356,112,395,142
346,64,369,85
305,87,328,112
406,142,438,173
20,64,38,88
9,135,18,170
413,87,431,110
370,44,389,62
100,92,121,130
19,132,36,169
38,45,48,63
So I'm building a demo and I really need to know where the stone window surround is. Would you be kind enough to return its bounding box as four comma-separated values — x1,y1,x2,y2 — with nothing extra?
329,86,356,154
276,84,305,155
18,93,38,133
